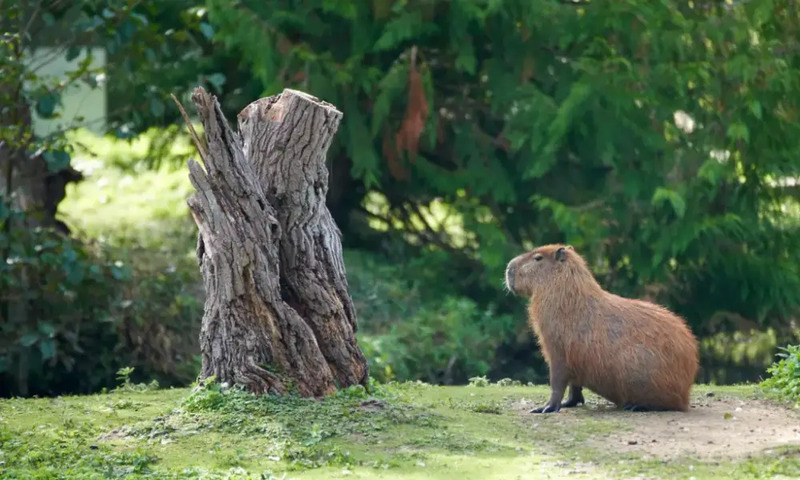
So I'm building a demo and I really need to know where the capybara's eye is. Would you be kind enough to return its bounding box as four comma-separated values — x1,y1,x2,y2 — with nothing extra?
533,254,543,261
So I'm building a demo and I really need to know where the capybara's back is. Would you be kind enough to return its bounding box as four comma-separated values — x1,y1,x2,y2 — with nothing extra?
565,293,698,410
505,244,699,412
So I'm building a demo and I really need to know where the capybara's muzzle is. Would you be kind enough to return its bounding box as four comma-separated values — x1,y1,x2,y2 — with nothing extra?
505,263,516,294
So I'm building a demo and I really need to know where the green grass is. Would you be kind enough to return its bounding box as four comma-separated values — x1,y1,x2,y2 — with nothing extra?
2,381,799,479
41,129,800,479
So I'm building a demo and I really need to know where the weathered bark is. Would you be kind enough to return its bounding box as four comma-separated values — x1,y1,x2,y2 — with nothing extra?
185,87,369,397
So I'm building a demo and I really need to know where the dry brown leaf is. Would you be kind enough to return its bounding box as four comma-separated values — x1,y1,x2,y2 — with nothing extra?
394,45,429,165
382,127,409,181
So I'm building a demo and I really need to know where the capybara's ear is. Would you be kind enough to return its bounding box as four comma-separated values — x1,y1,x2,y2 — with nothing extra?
566,245,574,251
555,247,568,262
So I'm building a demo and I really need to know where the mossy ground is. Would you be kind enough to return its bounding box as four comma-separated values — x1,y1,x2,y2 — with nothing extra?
2,380,799,479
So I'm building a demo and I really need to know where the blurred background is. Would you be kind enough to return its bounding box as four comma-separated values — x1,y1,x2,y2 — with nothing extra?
2,0,799,398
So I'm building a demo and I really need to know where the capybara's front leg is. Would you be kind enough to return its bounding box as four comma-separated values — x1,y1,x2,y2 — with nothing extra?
530,362,568,414
560,385,585,408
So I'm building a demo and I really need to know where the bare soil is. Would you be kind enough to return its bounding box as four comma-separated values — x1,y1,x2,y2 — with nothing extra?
513,392,800,461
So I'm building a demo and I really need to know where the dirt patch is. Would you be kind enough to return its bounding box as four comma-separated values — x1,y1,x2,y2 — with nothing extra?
513,393,800,461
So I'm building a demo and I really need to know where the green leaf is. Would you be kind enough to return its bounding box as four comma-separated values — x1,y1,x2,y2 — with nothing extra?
373,12,428,52
206,73,226,92
42,12,55,26
20,333,39,347
43,150,71,173
35,93,59,118
37,322,55,337
130,12,149,26
61,248,78,263
544,82,592,156
39,339,56,360
651,187,687,218
199,22,215,40
150,97,165,117
748,100,762,120
345,98,381,188
726,123,750,143
111,263,129,280
371,62,408,137
65,263,85,286
455,42,477,74
65,45,81,62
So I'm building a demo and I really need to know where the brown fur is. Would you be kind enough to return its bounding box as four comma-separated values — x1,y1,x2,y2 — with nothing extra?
505,244,699,412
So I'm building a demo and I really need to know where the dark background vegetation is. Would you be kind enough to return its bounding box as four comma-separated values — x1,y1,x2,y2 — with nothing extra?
2,0,799,398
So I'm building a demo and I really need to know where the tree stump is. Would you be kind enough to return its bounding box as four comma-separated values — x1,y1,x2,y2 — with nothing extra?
184,87,369,397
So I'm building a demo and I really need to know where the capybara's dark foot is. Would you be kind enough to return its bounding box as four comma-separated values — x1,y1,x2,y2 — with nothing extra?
529,403,560,414
561,387,585,408
560,398,584,408
622,403,657,412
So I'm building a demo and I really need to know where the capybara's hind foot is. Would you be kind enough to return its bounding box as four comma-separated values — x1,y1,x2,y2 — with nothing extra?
561,386,585,408
529,404,560,414
560,398,584,408
622,403,670,412
622,403,648,412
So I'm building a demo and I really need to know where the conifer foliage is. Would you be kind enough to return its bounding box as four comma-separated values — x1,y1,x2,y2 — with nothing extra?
206,0,800,335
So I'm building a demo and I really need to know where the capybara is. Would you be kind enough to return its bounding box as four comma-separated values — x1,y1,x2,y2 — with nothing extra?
504,244,699,413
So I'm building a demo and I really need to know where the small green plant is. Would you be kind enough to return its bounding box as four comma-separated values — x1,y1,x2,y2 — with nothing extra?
182,379,230,412
116,366,136,386
468,376,490,387
495,378,523,387
112,366,160,393
472,402,503,414
761,344,800,406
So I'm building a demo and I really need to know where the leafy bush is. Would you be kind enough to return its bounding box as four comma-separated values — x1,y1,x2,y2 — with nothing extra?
362,297,514,385
346,249,520,384
761,345,800,406
0,197,202,398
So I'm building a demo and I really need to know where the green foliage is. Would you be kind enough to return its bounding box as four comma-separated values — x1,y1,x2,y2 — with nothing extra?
761,345,800,405
0,197,202,398
1,2,214,398
9,0,800,398
1,198,129,396
345,249,522,385
0,424,161,480
362,296,510,384
204,0,800,341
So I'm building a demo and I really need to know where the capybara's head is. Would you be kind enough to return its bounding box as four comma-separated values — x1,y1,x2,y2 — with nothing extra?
505,244,584,297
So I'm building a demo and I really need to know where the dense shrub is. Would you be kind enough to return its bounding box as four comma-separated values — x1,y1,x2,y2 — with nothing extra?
761,345,800,406
0,197,202,397
345,249,528,385
360,297,515,385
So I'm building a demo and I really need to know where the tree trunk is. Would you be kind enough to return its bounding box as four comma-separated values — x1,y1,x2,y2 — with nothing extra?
185,87,369,397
